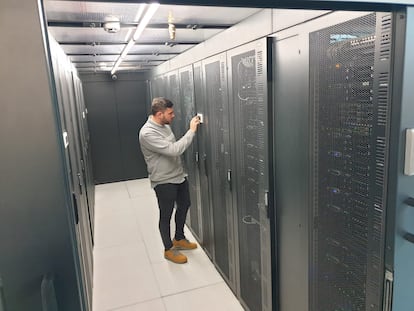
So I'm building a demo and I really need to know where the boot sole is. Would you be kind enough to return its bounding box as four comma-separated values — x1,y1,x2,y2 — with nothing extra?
173,246,197,250
164,256,187,264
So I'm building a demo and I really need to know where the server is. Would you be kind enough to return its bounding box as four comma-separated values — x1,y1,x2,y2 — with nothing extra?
151,38,273,311
193,61,215,254
201,52,234,282
1,1,94,309
309,12,392,311
178,65,203,240
227,39,272,311
150,8,413,311
4,1,414,311
274,10,412,311
50,36,94,311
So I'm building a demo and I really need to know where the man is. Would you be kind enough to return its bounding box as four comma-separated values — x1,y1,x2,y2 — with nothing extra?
139,97,200,264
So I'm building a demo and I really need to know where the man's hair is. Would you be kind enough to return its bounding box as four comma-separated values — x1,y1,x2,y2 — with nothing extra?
151,97,173,115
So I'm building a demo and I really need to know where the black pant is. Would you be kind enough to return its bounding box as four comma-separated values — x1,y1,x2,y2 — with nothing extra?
154,179,191,250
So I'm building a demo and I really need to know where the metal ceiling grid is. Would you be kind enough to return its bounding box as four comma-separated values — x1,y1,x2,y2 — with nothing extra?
44,0,261,73
45,1,143,23
60,43,193,55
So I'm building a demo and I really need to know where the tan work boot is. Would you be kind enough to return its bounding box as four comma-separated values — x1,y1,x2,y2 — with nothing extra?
164,248,188,264
173,238,198,250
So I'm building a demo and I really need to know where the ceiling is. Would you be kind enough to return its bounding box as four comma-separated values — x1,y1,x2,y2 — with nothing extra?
43,1,261,74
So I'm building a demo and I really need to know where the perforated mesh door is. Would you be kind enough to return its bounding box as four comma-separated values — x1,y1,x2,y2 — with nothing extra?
179,68,201,238
151,76,165,98
310,13,392,311
231,45,269,311
204,59,230,278
166,73,183,137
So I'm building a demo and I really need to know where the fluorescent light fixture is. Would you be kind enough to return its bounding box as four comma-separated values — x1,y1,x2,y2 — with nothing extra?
134,4,147,23
124,29,133,42
120,40,136,59
133,3,159,41
111,3,159,75
124,4,146,41
111,57,123,74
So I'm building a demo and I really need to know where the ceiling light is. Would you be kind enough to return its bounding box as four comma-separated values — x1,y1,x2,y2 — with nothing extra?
133,3,160,41
120,40,136,59
111,3,159,76
124,29,133,42
134,4,147,22
125,4,146,41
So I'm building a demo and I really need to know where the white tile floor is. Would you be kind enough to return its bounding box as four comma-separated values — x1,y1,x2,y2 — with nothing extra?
93,178,244,311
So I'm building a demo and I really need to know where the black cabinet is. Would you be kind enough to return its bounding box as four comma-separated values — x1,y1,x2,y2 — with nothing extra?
82,75,149,184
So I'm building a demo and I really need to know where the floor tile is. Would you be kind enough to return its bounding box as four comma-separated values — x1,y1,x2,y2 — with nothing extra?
94,197,134,218
93,243,160,311
140,234,166,264
130,197,160,242
94,209,142,249
130,195,159,218
163,283,244,311
95,181,130,203
152,248,223,296
111,298,166,311
93,179,242,311
125,179,153,198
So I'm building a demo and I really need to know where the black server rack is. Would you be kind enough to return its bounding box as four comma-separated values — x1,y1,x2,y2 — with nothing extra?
51,45,94,310
193,61,214,255
167,71,184,137
151,75,166,99
178,65,203,239
202,53,234,282
309,13,394,311
273,32,310,311
227,38,272,311
73,75,95,237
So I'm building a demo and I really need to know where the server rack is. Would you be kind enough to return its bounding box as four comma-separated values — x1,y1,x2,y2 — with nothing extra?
201,53,234,283
309,12,394,311
151,75,166,99
148,10,412,311
166,71,184,137
156,40,275,311
50,39,93,310
73,75,95,238
227,38,273,311
178,65,203,240
193,61,214,253
273,31,311,311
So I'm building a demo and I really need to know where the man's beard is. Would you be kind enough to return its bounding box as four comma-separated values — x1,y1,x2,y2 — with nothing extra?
161,117,170,125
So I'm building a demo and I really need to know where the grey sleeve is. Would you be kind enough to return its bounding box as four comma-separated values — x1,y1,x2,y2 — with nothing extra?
140,129,195,157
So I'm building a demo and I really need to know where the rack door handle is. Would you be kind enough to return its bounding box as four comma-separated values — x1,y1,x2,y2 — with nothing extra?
227,169,232,191
77,173,83,195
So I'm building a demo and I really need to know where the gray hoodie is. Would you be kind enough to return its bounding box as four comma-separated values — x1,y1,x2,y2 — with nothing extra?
139,116,195,188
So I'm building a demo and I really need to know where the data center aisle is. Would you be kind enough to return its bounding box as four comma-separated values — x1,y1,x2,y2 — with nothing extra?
92,178,244,311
